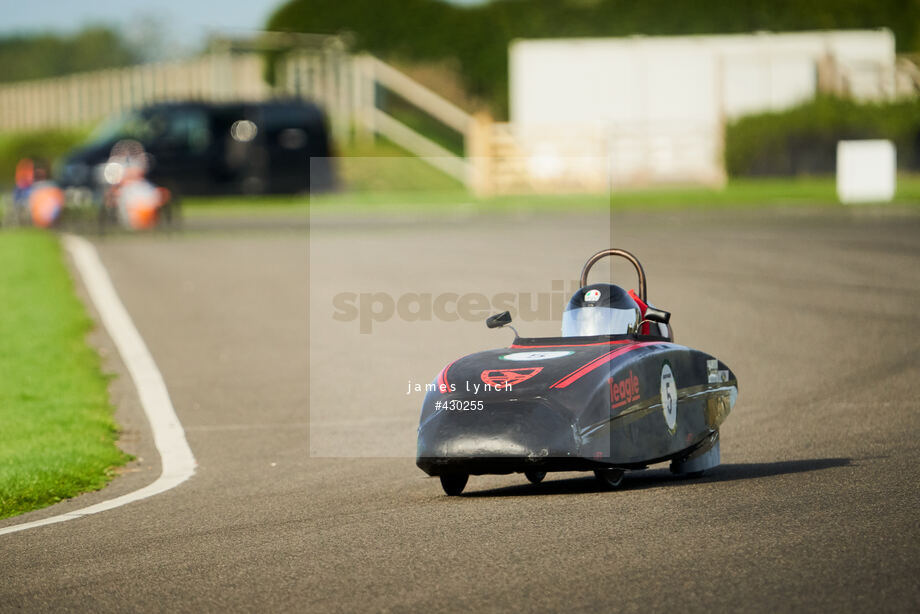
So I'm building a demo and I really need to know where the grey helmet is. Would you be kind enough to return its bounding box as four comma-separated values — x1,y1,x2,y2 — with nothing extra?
561,283,641,337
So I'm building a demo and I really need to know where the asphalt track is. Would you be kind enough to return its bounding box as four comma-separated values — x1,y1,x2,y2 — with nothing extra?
2,206,919,612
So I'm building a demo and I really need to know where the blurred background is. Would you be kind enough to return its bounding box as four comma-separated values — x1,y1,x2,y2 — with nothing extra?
1,0,919,219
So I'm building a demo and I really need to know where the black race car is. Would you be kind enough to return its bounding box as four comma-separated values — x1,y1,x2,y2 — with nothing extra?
417,248,738,495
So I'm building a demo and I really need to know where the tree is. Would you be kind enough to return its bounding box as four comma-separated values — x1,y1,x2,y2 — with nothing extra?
267,0,920,116
0,27,140,83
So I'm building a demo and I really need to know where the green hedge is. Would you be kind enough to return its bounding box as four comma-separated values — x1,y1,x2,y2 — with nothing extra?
0,129,89,189
725,97,920,176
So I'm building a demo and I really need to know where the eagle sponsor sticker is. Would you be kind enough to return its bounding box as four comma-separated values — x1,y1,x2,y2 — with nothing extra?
584,289,601,302
480,367,542,387
660,361,677,433
609,370,640,409
500,350,574,361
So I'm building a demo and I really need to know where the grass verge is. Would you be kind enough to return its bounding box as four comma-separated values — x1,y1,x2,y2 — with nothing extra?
0,230,129,520
181,173,920,218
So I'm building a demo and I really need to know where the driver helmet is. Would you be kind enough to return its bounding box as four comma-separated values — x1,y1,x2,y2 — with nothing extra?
561,283,642,337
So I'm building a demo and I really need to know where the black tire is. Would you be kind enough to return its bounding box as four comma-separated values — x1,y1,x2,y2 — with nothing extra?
524,470,546,484
439,474,468,496
594,468,626,489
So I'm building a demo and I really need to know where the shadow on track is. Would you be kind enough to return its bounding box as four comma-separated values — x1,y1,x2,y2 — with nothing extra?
463,457,853,498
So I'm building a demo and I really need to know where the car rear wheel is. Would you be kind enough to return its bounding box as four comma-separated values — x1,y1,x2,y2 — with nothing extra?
524,470,546,484
439,474,468,496
594,468,625,489
524,471,546,484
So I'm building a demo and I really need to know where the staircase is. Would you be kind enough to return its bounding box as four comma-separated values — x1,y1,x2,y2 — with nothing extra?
272,39,475,186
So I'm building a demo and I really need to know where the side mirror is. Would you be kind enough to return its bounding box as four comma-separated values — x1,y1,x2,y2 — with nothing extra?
645,306,671,324
486,311,512,329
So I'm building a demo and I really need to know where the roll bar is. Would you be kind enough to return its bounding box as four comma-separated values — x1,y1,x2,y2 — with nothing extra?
578,248,647,303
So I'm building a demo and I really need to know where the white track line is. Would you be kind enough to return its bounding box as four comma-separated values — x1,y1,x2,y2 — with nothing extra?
0,234,196,536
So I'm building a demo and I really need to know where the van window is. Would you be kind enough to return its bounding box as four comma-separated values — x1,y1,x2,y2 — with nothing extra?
260,105,312,132
87,110,150,144
149,108,211,152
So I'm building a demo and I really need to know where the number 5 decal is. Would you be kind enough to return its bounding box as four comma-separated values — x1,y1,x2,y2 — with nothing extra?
660,361,677,433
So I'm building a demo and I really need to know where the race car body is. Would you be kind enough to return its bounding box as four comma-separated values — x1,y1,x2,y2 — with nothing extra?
417,336,735,472
416,248,738,495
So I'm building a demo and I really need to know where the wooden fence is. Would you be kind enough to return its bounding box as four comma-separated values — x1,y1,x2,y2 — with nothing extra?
0,53,270,132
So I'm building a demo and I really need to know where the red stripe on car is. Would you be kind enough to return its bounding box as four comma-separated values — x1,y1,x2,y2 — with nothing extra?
437,360,456,392
510,340,633,349
550,342,661,389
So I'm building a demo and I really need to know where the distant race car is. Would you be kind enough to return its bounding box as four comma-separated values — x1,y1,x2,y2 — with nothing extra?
417,248,738,495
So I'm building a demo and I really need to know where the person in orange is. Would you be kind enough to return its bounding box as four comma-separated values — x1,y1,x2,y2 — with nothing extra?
26,162,65,229
105,140,169,230
13,158,34,208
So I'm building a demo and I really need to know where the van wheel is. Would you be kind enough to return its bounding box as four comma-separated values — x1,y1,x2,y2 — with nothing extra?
241,175,266,195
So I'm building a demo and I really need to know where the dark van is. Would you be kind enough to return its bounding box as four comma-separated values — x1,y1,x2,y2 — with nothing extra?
58,100,336,196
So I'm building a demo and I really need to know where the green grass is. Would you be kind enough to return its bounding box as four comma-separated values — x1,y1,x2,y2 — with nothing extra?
0,230,129,520
181,173,920,219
